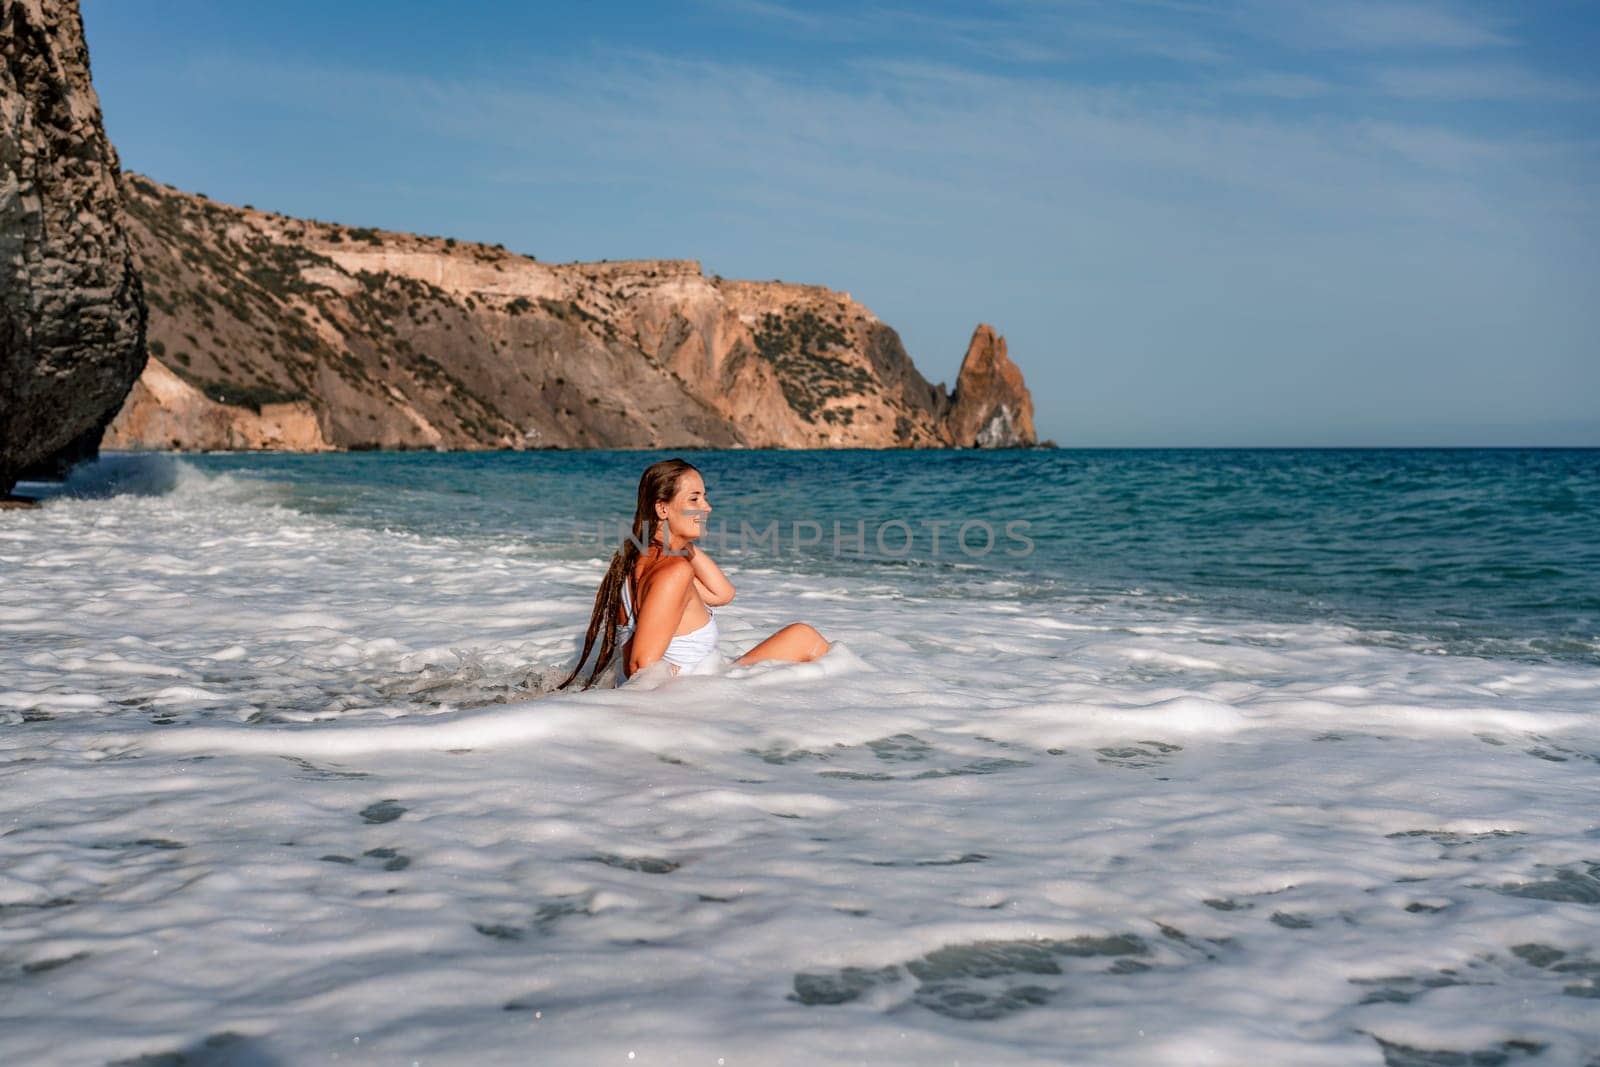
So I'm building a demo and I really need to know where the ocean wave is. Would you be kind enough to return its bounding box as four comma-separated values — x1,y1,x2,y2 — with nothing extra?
32,451,272,505
4,475,1600,1063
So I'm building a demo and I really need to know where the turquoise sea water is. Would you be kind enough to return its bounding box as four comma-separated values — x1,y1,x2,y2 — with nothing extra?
152,447,1600,667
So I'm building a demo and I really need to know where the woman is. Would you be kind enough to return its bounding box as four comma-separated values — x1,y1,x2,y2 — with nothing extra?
558,458,831,691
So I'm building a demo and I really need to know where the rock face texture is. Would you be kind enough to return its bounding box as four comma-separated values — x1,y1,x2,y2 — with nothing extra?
108,175,1036,452
945,324,1037,448
0,0,146,493
103,356,328,453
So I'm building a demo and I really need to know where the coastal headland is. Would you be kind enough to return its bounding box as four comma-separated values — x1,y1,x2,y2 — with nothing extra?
104,175,1037,454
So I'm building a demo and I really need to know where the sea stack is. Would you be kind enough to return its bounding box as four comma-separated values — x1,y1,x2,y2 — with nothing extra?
945,323,1036,448
0,0,147,494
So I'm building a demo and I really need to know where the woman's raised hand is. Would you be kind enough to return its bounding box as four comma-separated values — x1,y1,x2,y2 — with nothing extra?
686,543,736,606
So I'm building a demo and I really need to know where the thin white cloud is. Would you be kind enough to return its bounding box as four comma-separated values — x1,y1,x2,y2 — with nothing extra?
1374,63,1599,102
1245,0,1512,51
709,0,834,30
1357,118,1518,170
1045,17,1231,65
180,41,1588,238
1220,71,1338,98
228,48,1588,246
704,0,1232,67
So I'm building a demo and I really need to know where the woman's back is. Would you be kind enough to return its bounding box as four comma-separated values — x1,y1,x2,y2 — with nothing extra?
617,555,720,681
617,552,713,636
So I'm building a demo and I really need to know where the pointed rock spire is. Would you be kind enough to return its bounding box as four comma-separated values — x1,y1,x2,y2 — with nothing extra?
945,324,1036,448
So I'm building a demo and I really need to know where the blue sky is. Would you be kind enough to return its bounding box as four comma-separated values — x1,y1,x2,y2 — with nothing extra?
82,0,1598,446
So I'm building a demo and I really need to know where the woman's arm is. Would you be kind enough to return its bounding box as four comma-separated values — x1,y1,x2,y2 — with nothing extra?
686,544,736,606
627,557,695,676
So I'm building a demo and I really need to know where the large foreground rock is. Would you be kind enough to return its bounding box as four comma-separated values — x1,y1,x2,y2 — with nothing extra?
0,0,146,493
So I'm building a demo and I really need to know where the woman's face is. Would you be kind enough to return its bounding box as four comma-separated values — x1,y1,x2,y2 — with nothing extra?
656,470,711,544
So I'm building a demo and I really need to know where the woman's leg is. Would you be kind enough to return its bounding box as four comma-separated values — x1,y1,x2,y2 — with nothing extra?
734,622,830,666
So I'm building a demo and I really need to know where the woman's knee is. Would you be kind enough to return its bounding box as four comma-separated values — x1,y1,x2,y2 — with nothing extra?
788,622,830,660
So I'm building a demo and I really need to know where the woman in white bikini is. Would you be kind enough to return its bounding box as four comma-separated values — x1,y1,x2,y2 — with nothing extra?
558,458,831,691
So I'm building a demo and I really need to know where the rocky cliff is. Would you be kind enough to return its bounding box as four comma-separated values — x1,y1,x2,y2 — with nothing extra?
1,0,146,494
105,176,1036,452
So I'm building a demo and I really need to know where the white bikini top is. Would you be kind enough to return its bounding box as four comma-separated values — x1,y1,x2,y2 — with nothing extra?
618,574,719,677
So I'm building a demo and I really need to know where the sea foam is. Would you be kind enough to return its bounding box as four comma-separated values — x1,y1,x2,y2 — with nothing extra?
2,457,1597,1065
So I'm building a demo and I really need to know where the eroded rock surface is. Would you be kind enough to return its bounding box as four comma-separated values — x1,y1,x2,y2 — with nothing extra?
1,0,146,492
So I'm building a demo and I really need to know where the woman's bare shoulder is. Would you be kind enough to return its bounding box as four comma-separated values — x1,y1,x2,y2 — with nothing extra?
638,554,694,591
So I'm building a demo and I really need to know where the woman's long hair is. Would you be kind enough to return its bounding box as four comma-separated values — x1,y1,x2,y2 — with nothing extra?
558,458,700,691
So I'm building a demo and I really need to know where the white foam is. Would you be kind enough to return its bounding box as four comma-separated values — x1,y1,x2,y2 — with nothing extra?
2,456,1598,1065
